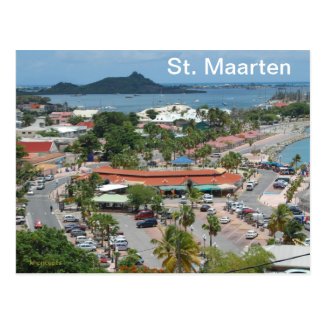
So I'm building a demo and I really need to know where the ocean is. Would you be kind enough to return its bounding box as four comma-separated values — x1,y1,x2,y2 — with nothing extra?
280,128,310,165
46,85,309,113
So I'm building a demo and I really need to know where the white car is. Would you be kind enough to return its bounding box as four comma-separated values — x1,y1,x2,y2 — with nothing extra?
246,230,258,239
284,269,310,274
203,194,213,203
220,216,231,224
77,243,97,251
63,215,79,222
207,207,216,215
83,240,101,248
304,238,310,246
45,174,54,181
75,235,88,244
27,189,34,195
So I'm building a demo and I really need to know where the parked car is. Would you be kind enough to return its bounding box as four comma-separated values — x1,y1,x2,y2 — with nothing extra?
96,254,110,266
45,174,54,181
134,210,154,220
77,243,97,252
161,209,173,220
304,238,310,246
83,240,102,248
273,180,288,189
203,194,213,203
284,269,310,274
207,207,216,215
210,152,221,158
36,176,46,182
304,221,310,231
34,220,43,229
242,208,256,215
246,183,254,191
200,204,211,212
63,215,80,223
27,189,34,195
110,238,128,251
287,204,303,215
245,230,258,239
75,235,88,244
220,216,231,224
16,216,26,225
70,229,86,237
136,218,158,228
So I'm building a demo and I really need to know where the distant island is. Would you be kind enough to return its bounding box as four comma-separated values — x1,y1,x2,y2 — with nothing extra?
16,72,206,95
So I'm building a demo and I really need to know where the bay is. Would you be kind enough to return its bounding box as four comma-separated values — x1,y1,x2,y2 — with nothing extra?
46,86,309,113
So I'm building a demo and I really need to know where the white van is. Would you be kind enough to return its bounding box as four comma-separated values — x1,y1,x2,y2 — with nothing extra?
246,183,254,191
110,238,128,251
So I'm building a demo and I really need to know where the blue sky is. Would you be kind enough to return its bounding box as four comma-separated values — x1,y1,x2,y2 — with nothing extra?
16,50,309,85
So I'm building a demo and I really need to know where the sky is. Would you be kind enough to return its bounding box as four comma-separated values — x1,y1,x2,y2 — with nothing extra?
16,50,310,86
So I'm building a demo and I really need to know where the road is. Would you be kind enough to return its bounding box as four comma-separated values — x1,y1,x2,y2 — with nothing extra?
238,169,278,217
25,177,70,230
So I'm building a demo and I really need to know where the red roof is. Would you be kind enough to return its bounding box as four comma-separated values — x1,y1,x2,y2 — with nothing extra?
17,141,53,153
93,166,241,186
77,121,94,129
274,102,288,108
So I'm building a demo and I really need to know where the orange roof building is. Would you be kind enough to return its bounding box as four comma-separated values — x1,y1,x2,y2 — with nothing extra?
93,166,242,188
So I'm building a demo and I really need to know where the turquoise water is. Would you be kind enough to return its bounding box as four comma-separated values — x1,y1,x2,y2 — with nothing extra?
280,128,310,165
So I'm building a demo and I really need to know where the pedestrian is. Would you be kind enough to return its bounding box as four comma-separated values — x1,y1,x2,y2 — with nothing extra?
50,205,53,212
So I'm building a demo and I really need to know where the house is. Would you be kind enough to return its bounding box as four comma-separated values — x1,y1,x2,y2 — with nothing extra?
49,112,73,124
50,125,87,138
77,121,94,129
73,109,99,119
22,103,47,113
17,140,59,157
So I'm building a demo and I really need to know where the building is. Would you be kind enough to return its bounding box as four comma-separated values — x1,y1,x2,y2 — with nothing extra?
49,112,73,124
50,125,87,138
21,103,47,113
264,245,310,271
17,140,59,156
77,121,94,129
73,109,99,119
93,166,242,195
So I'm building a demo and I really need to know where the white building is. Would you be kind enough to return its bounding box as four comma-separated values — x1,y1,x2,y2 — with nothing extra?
73,109,99,119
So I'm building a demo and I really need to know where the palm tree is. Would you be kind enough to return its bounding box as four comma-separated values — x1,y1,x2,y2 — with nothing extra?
151,225,200,273
283,219,307,244
89,213,119,257
187,188,202,208
202,215,221,246
292,154,301,170
179,205,196,231
268,204,293,236
150,194,163,216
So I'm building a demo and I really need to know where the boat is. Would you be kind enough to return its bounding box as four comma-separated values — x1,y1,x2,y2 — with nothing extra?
125,96,133,98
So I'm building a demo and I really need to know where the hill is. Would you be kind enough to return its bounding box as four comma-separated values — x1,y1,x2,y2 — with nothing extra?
17,72,205,95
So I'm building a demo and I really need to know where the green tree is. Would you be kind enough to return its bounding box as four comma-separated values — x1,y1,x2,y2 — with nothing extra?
283,219,307,245
69,131,101,161
203,245,274,273
292,154,302,170
202,215,221,247
187,187,202,208
22,112,36,127
16,227,104,273
45,115,53,126
150,194,163,216
151,225,200,273
146,109,159,120
268,204,293,236
127,185,156,211
88,213,119,258
68,115,86,125
179,204,196,231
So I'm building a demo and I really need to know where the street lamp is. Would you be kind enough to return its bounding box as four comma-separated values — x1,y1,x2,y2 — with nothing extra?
114,246,119,272
202,234,207,258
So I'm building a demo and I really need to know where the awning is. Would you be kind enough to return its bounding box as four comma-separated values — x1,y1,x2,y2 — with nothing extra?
194,185,221,191
159,185,187,191
217,184,237,190
98,184,128,192
171,156,194,165
93,194,129,204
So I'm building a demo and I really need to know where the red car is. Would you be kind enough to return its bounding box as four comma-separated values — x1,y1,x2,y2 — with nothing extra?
241,208,256,215
34,220,43,229
134,210,154,220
